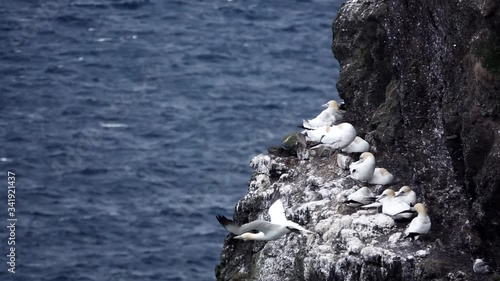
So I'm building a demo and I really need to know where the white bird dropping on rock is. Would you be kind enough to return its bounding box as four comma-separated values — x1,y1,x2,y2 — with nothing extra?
379,189,414,220
341,136,370,153
349,152,376,182
336,153,351,170
302,100,344,129
344,186,376,207
368,168,394,185
395,186,417,206
216,190,315,241
404,203,431,239
473,259,493,274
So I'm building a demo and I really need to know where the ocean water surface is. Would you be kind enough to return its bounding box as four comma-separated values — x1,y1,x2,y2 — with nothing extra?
0,0,342,280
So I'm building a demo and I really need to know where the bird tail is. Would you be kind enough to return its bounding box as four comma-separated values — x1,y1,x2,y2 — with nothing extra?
301,120,314,129
287,222,316,235
361,202,382,209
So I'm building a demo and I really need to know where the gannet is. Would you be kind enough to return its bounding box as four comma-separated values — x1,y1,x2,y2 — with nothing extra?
341,136,370,153
379,189,415,220
310,123,356,150
302,100,344,129
404,203,431,239
349,152,376,182
302,126,329,142
395,186,417,206
368,168,394,185
344,186,376,207
360,190,388,209
473,259,493,274
216,191,315,241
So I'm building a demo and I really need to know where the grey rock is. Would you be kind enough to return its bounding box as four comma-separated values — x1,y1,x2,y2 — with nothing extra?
216,0,500,279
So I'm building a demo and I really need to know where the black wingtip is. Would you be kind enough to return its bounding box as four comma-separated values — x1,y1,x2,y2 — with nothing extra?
216,215,233,228
297,125,307,129
269,188,281,204
404,232,419,240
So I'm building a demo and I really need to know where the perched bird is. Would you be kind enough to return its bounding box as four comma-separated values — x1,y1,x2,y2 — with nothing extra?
361,190,388,209
349,152,376,182
379,189,415,220
310,123,356,150
341,136,370,153
344,186,376,207
404,203,431,239
302,100,344,129
216,191,314,241
302,126,329,142
368,168,394,185
395,186,417,206
473,259,493,274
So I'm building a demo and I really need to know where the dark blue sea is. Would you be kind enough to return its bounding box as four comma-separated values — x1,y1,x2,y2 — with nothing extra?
0,0,342,280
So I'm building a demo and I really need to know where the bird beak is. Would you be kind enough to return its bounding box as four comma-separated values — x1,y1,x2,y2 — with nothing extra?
395,192,402,197
321,103,328,108
233,235,243,240
376,194,386,202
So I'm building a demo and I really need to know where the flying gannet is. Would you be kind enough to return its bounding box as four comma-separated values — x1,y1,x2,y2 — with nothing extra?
216,191,315,241
344,186,376,207
341,136,370,153
310,123,356,150
349,152,376,182
404,203,431,239
302,100,344,129
368,168,394,185
473,259,493,274
379,189,415,220
395,186,417,206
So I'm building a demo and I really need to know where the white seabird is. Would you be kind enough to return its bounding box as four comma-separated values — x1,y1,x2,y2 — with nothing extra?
344,186,376,207
310,123,356,150
349,152,376,182
395,186,417,206
216,191,315,241
341,136,370,153
302,126,329,142
379,189,415,220
360,190,388,209
368,168,394,185
473,259,493,274
302,100,344,129
404,203,431,239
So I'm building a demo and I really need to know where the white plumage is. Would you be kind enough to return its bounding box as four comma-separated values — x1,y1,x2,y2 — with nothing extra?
368,168,394,185
404,203,431,239
379,189,414,220
302,100,344,129
341,136,370,153
216,191,315,241
349,152,376,182
395,186,417,206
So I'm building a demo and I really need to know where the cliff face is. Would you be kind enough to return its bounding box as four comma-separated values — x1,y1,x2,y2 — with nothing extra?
216,0,500,280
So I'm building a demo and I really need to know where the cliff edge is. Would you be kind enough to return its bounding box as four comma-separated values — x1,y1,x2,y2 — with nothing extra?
216,0,500,280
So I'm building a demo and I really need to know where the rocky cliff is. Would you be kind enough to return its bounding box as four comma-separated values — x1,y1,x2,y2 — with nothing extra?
216,0,500,280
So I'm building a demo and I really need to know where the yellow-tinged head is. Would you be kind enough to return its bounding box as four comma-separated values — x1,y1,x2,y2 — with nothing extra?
414,203,427,216
360,152,374,160
322,100,340,109
381,189,396,198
